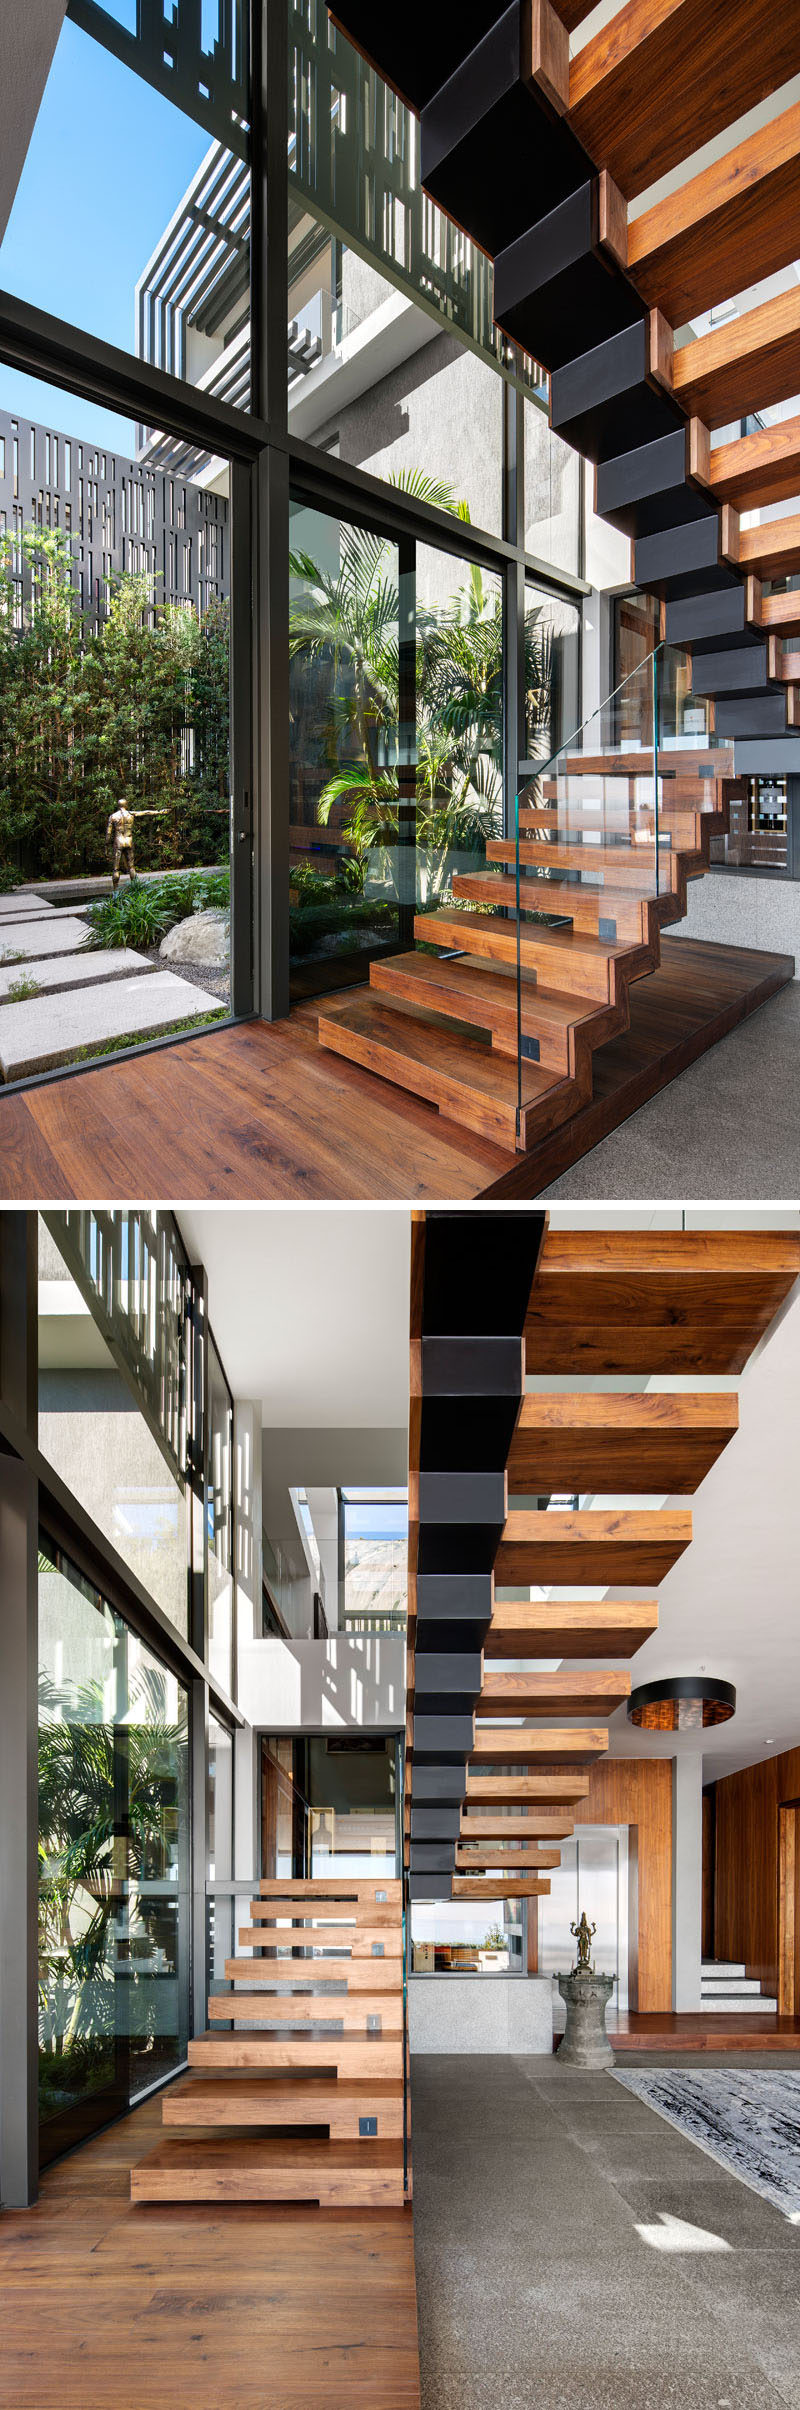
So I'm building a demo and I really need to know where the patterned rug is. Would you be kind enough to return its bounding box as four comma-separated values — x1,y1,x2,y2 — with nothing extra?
613,2067,800,2217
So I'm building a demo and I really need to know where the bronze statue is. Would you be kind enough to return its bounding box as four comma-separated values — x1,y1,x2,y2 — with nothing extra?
106,799,168,892
570,1911,596,1974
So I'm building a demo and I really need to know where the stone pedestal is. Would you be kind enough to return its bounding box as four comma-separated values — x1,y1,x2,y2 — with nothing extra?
556,1971,616,2068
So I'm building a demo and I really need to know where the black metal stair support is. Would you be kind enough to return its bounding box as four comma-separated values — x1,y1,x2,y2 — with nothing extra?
409,1209,546,1904
328,0,800,755
596,427,718,540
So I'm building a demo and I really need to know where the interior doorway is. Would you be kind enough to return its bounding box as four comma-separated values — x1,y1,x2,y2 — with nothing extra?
778,1802,800,2014
538,1824,629,2027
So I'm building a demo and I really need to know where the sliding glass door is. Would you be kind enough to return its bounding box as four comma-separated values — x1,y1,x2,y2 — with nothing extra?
38,1537,190,2167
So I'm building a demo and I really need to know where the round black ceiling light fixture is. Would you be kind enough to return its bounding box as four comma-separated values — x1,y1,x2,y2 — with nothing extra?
627,1677,736,1732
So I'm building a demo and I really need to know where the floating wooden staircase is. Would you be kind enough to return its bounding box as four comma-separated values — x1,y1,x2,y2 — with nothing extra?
131,1877,409,2207
320,0,800,1151
318,751,741,1151
405,1213,800,1914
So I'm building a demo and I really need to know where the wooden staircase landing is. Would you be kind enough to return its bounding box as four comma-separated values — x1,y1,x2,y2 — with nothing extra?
131,1879,409,2208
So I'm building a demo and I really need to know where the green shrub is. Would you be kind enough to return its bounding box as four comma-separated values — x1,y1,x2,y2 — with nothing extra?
86,868,230,952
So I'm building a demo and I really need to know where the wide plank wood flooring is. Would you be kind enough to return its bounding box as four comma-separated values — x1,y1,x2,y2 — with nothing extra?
0,936,790,1201
611,2012,800,2052
1,2091,420,2410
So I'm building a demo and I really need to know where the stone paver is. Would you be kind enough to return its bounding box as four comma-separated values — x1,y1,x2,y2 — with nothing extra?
0,970,218,1081
0,894,54,919
0,948,153,1001
0,915,94,961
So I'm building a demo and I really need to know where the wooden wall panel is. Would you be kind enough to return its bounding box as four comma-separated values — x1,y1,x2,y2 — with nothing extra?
712,1744,800,1996
568,1757,673,2013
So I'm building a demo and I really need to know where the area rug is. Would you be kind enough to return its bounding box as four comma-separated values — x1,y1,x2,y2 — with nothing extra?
613,2068,800,2217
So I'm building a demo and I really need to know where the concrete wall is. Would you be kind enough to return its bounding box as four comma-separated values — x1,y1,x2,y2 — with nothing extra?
683,869,800,977
409,1975,554,2055
237,1634,406,1731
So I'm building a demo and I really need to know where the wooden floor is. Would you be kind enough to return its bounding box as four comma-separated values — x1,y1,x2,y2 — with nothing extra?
1,2092,420,2410
611,2012,800,2052
0,935,790,1201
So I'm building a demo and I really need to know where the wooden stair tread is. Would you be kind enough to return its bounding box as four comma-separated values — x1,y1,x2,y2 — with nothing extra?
709,414,800,513
189,2031,403,2070
372,949,604,1031
567,1,800,200
464,1773,591,1804
530,749,734,779
258,1878,401,1897
131,2134,406,2203
162,2076,404,2126
627,99,800,327
495,1504,692,1582
484,1600,659,1657
223,1956,401,1986
476,1671,631,1716
319,992,559,1102
490,840,689,876
506,1387,738,1492
526,1229,800,1373
470,1726,608,1763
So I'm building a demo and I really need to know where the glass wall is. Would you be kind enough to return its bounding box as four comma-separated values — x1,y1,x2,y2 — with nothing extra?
0,371,234,1074
342,1490,408,1631
260,1736,398,1877
38,1215,192,1641
207,1336,234,1696
525,401,582,578
289,498,403,997
410,1895,523,1975
38,1537,190,2167
524,582,582,764
0,2,250,407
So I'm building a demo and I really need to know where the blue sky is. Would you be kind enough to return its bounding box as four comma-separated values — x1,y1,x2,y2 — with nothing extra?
0,16,209,451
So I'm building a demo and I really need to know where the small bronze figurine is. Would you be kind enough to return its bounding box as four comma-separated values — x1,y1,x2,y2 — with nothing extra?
570,1911,596,1973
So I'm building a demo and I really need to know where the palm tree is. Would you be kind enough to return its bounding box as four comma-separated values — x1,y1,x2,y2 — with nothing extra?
289,475,553,904
38,1664,186,2082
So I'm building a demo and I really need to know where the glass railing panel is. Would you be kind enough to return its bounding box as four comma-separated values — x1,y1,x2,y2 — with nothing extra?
513,641,734,1140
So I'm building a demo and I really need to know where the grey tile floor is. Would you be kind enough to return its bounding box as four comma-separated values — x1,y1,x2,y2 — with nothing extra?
541,983,800,1199
411,2055,800,2410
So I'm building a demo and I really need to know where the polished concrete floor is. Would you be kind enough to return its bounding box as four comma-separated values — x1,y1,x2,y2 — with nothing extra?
541,981,800,1199
411,2055,800,2410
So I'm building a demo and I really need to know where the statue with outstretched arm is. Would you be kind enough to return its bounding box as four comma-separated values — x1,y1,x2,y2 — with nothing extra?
105,799,168,892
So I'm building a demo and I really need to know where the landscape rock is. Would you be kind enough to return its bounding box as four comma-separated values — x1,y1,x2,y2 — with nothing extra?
159,910,230,969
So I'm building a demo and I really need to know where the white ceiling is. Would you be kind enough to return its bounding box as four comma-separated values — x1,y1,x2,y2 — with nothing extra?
177,1207,410,1429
